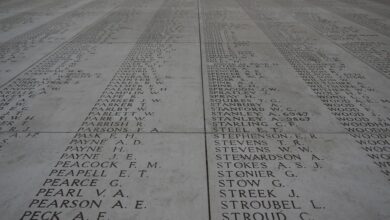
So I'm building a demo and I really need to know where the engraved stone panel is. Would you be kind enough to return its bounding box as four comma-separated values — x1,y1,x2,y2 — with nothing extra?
0,0,389,219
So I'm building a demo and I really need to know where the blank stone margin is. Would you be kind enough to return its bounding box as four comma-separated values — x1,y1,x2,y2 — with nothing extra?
206,132,390,220
0,132,208,220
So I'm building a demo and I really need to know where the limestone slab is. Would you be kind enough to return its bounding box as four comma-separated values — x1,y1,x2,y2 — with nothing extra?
0,132,208,220
206,132,390,220
202,42,348,134
0,0,389,219
0,43,203,133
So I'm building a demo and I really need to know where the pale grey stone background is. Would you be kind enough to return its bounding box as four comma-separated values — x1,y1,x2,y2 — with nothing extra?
0,0,389,219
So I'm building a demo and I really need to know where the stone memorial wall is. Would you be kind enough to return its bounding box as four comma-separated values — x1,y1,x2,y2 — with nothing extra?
0,0,389,219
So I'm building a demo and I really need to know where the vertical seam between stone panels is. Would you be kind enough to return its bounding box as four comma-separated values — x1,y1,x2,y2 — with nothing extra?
197,0,212,219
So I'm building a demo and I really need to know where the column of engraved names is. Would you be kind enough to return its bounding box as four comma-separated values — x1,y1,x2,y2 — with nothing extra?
305,0,390,38
236,0,390,181
0,0,120,127
0,0,119,82
292,8,390,79
19,132,155,220
0,0,81,32
19,0,194,219
0,0,146,133
202,8,326,220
